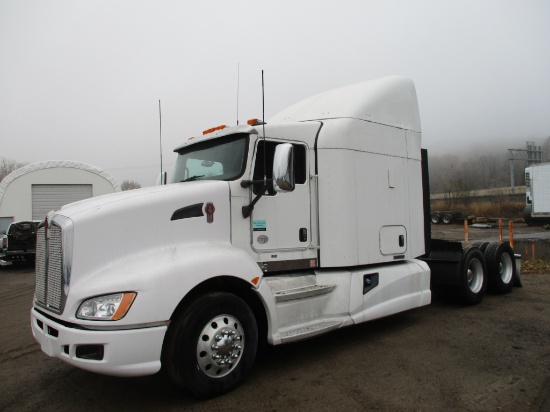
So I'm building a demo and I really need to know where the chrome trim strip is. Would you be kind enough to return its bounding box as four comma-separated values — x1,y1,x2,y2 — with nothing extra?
79,320,170,331
52,215,73,296
33,309,169,331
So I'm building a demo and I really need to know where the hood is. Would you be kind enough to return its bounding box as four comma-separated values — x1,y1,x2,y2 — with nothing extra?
56,181,231,278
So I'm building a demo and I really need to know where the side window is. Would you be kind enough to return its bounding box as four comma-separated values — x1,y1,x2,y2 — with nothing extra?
253,141,307,195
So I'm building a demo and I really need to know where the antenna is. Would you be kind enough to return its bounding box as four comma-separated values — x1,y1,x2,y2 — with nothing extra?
262,70,267,185
158,99,165,185
239,70,269,218
236,63,240,126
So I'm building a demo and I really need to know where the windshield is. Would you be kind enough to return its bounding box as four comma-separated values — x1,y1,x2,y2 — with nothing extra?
171,134,249,183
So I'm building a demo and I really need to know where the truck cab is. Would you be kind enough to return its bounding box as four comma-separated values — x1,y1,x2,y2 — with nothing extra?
31,76,433,398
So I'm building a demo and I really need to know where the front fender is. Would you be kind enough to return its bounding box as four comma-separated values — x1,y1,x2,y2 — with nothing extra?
62,242,264,326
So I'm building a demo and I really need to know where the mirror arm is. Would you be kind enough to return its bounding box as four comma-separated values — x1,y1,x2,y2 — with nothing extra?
240,179,265,188
242,184,267,218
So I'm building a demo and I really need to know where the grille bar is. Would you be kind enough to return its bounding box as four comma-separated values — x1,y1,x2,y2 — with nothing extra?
35,227,47,306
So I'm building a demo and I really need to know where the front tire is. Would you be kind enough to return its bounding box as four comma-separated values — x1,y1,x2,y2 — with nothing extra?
162,292,258,398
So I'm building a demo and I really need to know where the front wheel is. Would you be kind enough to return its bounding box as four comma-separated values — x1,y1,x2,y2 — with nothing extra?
162,292,258,398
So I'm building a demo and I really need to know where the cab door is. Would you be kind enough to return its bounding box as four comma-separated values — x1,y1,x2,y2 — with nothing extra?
250,140,315,264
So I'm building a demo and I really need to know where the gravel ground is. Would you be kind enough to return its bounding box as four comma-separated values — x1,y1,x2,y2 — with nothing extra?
1,260,549,412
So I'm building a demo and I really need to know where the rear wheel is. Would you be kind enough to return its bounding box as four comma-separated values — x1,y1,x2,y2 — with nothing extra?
442,214,454,224
471,241,490,253
162,292,258,398
431,213,441,224
458,247,487,305
485,242,515,294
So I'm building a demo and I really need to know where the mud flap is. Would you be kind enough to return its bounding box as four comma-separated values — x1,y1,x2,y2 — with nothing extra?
513,254,523,287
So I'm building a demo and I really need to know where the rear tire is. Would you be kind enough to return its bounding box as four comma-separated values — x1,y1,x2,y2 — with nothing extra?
471,242,490,253
431,213,441,224
442,214,454,224
458,247,487,305
485,242,515,294
162,292,258,398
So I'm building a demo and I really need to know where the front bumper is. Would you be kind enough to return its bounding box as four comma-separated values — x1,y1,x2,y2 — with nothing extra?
31,308,167,377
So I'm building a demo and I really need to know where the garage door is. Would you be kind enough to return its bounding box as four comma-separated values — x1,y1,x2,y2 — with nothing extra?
0,217,13,234
32,184,93,220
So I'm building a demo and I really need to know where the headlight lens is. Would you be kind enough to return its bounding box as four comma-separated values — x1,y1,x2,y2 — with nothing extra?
76,293,136,321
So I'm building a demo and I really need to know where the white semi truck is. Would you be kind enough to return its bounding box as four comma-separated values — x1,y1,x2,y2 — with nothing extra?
31,76,519,398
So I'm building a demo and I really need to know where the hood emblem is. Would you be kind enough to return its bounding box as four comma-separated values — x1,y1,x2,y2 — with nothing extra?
205,203,215,223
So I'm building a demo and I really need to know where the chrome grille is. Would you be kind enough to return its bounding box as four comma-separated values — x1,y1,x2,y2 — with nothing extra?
35,227,47,306
35,223,66,313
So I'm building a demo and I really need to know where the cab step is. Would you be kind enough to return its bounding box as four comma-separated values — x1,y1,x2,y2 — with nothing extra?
280,320,344,343
265,274,335,302
274,284,336,302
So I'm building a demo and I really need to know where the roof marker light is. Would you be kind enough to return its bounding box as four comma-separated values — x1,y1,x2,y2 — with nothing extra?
247,118,266,126
203,125,227,135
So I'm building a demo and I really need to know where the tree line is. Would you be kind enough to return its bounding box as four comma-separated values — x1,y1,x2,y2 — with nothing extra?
428,137,550,208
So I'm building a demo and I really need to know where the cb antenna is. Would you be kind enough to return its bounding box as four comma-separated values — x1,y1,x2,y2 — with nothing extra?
236,63,240,125
158,99,165,185
262,70,267,183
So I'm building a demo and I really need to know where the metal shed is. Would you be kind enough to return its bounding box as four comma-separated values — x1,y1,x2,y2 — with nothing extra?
0,161,120,232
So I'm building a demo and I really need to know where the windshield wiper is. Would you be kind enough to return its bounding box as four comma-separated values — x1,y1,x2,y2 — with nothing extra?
181,175,205,182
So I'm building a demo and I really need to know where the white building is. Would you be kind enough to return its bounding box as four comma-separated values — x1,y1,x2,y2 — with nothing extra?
0,161,120,232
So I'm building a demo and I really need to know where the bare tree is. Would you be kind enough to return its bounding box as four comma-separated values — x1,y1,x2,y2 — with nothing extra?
430,154,459,208
452,176,474,209
0,158,28,182
543,137,550,162
121,180,141,191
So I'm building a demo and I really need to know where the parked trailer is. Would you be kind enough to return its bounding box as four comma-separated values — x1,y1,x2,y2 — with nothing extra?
430,211,488,225
31,77,520,398
430,211,466,225
525,163,550,224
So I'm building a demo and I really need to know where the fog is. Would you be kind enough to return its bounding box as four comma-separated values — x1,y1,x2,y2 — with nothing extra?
1,0,549,185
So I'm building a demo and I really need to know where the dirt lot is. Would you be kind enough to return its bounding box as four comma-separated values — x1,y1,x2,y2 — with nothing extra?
1,260,549,412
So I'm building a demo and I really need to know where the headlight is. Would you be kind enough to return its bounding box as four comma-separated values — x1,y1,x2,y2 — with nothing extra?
76,292,136,321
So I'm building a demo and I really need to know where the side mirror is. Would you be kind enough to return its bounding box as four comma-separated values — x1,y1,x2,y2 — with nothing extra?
272,143,295,193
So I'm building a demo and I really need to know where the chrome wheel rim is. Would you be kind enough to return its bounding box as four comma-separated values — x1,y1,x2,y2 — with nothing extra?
467,258,483,293
499,253,514,284
196,315,244,378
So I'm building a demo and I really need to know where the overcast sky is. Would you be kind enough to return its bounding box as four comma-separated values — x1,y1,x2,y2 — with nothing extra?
1,0,549,186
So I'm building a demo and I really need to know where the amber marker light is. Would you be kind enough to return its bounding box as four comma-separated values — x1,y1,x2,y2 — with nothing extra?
251,277,260,286
247,118,266,126
203,125,226,135
112,293,137,320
